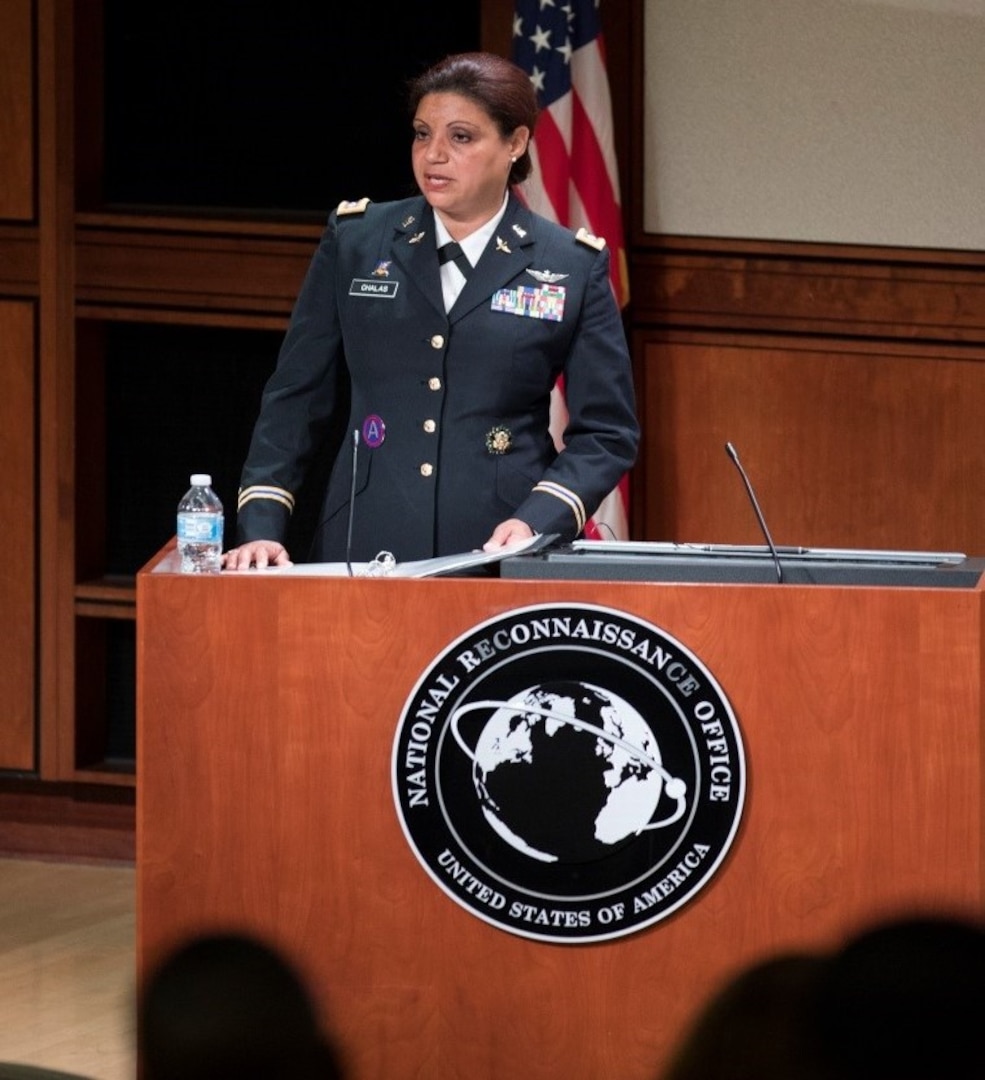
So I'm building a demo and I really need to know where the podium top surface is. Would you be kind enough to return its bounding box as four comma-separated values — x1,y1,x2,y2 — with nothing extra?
142,540,985,589
498,542,985,588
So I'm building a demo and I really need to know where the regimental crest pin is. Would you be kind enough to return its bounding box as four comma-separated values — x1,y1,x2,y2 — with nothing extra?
485,425,513,454
371,261,392,278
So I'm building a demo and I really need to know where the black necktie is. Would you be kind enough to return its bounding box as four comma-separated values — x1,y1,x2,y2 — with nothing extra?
437,241,472,280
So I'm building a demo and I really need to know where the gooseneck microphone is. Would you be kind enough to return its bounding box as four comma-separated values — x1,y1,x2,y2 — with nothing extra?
345,428,360,578
725,441,784,583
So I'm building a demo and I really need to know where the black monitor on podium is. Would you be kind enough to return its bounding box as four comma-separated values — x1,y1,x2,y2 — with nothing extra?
500,540,985,588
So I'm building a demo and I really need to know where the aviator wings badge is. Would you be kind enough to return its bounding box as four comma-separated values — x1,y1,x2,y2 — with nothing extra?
527,269,570,284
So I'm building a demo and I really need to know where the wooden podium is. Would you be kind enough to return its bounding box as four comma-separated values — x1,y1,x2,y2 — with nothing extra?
137,548,985,1079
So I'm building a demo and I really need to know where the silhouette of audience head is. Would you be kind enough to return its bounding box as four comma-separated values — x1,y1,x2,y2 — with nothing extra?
658,950,828,1080
807,911,985,1080
659,911,985,1080
138,930,345,1080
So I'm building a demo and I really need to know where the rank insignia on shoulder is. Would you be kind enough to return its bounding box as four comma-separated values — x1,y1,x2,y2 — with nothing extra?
338,197,370,216
575,227,606,251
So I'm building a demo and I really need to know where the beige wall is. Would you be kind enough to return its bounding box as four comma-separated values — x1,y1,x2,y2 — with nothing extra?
643,0,985,249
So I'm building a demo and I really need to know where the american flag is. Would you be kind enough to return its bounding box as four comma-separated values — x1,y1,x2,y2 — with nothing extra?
512,0,631,540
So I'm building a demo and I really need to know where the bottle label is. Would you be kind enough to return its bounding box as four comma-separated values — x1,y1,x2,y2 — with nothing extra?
177,513,223,543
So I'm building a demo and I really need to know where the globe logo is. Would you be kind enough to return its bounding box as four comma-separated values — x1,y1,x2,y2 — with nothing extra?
393,602,745,943
451,680,687,864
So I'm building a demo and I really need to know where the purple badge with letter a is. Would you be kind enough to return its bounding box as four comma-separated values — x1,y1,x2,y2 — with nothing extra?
362,414,386,448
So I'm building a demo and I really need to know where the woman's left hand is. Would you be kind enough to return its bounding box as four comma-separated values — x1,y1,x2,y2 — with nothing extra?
482,518,534,552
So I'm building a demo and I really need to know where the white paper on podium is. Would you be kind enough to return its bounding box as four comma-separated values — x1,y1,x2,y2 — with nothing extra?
269,534,549,579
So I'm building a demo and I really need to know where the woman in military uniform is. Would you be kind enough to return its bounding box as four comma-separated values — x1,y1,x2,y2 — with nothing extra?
224,51,639,569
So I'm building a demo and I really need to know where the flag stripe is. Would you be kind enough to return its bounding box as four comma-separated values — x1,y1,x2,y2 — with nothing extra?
513,0,632,538
569,92,626,299
527,112,571,222
572,41,621,195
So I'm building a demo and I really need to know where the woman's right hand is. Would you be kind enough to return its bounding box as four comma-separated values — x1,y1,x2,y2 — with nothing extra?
222,540,293,571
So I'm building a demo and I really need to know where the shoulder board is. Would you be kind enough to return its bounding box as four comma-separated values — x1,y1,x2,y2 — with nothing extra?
337,197,371,216
575,227,606,251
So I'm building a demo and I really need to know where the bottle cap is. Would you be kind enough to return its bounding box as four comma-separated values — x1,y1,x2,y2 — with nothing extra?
190,473,212,487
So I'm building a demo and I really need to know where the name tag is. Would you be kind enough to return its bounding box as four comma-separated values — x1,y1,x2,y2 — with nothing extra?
491,284,565,322
349,279,399,299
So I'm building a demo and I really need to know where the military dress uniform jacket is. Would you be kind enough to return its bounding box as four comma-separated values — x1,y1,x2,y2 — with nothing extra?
236,192,640,563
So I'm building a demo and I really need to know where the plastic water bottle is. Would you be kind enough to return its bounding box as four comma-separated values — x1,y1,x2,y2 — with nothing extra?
177,473,224,573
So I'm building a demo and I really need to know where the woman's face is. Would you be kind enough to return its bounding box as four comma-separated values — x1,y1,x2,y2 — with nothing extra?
412,91,528,232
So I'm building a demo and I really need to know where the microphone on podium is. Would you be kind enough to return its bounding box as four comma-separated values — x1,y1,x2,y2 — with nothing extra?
725,441,784,583
346,428,360,578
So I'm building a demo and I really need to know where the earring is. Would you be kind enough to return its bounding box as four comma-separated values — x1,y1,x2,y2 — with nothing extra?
510,155,517,164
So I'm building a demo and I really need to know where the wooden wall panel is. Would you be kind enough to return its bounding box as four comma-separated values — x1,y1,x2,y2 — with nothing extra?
74,217,320,322
635,332,985,555
0,0,35,221
628,246,985,344
0,301,37,770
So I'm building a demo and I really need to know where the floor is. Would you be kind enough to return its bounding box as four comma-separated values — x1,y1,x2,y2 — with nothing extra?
0,857,136,1080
